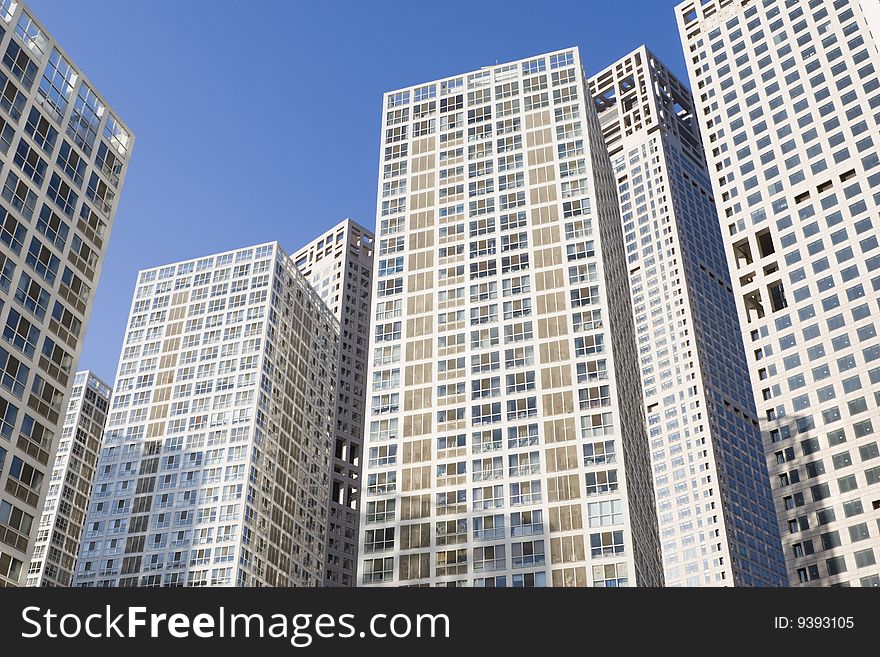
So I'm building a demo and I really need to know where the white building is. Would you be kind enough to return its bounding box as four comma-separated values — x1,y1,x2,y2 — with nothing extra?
292,219,374,586
589,47,787,586
677,0,880,586
358,47,663,587
26,370,110,586
73,243,337,587
0,0,133,587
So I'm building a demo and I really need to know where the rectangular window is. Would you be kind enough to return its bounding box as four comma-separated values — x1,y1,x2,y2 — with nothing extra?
2,171,37,219
0,69,27,120
66,84,104,156
39,49,77,124
47,173,78,217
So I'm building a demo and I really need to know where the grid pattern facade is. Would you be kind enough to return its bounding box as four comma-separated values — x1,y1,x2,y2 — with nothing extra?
0,0,133,586
590,47,786,586
358,47,662,588
678,0,880,586
73,243,337,587
26,369,110,586
292,219,374,586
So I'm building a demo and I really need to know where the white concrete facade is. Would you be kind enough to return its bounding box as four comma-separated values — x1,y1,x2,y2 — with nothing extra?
358,48,662,587
73,243,337,587
292,219,374,586
677,0,880,586
589,47,787,586
26,369,110,586
0,0,133,586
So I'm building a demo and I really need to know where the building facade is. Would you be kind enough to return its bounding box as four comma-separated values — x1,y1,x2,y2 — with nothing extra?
26,369,110,586
292,219,374,586
589,47,787,586
358,48,662,587
677,0,880,586
0,0,133,586
73,243,337,587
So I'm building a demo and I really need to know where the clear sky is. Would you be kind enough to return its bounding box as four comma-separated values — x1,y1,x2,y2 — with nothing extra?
27,0,689,383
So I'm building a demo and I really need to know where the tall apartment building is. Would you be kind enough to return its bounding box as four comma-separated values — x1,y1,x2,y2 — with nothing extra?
0,0,133,586
677,0,880,586
26,370,110,586
589,47,786,586
292,219,374,586
73,243,337,587
358,47,662,587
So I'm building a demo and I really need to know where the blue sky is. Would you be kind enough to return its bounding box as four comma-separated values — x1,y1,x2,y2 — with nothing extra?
28,0,689,382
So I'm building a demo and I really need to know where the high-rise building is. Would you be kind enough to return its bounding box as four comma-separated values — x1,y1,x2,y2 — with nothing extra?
73,242,337,587
292,219,374,586
358,47,662,587
677,0,880,586
588,47,787,586
26,370,110,586
0,0,133,587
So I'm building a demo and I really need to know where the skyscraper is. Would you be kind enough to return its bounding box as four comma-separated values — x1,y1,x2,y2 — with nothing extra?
677,0,880,586
0,0,133,587
358,47,662,587
292,219,374,586
589,47,787,586
73,243,337,587
26,370,110,586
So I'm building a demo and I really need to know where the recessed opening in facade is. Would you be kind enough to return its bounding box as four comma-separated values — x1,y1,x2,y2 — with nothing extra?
732,237,753,267
743,290,765,322
756,229,775,258
769,281,788,312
